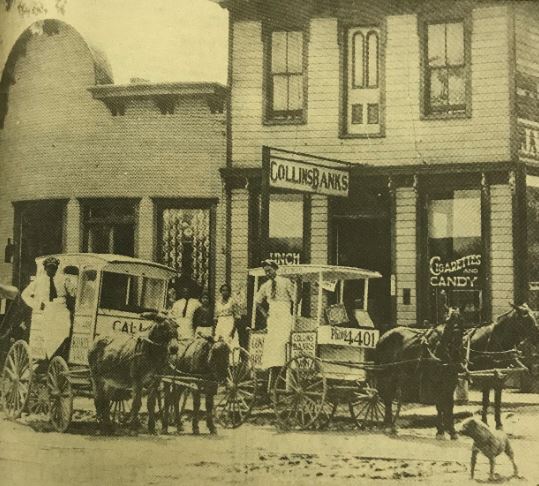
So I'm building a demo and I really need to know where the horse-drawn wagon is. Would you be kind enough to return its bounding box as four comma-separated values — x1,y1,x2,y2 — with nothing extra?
0,253,177,432
215,264,402,431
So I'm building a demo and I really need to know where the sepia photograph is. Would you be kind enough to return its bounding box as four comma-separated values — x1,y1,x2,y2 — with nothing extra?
0,0,539,484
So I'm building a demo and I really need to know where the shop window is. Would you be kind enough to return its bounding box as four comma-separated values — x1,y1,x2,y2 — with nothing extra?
268,193,304,265
423,20,468,116
82,200,136,256
158,207,211,292
427,190,482,325
266,30,305,123
344,26,381,136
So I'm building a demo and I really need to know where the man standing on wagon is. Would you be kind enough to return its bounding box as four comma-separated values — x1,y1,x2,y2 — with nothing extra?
255,259,295,392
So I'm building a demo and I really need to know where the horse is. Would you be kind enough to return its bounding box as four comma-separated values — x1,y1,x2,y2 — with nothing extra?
466,303,539,429
147,335,230,435
375,307,465,439
87,312,179,434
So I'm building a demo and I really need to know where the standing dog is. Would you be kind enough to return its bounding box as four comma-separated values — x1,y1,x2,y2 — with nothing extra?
458,417,519,481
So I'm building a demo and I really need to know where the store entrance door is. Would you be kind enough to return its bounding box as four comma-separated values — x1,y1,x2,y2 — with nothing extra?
334,216,391,330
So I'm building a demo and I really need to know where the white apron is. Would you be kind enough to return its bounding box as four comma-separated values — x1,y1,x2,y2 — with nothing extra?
261,301,293,369
215,314,239,348
177,317,195,339
42,301,71,358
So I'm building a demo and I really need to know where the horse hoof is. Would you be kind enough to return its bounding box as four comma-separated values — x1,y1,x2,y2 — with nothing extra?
209,429,218,435
385,427,398,436
436,433,445,440
450,432,459,441
496,424,503,430
192,429,200,436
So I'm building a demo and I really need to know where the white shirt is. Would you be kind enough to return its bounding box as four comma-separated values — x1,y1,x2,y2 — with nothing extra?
255,276,294,305
170,298,201,323
22,273,66,311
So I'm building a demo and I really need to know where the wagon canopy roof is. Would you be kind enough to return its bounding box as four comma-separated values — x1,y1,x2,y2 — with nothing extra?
248,264,382,281
35,253,176,276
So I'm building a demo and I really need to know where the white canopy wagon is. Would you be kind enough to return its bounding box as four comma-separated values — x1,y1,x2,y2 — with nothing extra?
0,253,176,432
215,264,401,431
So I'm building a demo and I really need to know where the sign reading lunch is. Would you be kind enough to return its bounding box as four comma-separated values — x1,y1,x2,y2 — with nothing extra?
269,157,350,197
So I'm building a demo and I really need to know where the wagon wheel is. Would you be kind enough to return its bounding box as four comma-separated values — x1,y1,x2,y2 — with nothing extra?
314,399,337,430
349,382,402,430
1,340,33,419
47,356,73,432
272,354,327,431
215,347,257,428
27,377,50,416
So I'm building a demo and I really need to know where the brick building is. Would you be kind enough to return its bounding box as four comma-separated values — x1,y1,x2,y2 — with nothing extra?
0,19,228,296
216,0,539,329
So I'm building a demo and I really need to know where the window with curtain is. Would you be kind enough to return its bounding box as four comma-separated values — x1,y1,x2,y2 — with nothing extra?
427,190,482,325
267,30,304,122
424,20,467,115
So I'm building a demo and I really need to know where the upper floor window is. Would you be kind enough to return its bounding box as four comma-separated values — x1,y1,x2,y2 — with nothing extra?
344,26,381,136
424,20,468,116
266,30,305,123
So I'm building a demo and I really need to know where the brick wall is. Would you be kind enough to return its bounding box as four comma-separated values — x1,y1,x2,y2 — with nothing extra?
0,21,227,288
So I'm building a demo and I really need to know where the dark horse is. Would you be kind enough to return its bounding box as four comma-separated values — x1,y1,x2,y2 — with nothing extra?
375,307,465,439
466,303,539,429
88,313,179,434
147,336,230,435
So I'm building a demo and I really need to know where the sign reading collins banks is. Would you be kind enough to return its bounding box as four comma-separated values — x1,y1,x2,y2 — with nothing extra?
269,156,350,197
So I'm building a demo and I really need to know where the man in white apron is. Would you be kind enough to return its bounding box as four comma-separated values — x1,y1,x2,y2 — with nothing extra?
255,259,294,392
21,256,70,359
170,286,201,338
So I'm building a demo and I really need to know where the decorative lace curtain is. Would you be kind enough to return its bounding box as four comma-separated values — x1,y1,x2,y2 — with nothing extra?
161,208,210,288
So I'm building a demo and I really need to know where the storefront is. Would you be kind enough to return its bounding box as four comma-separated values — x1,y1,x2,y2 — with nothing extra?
224,151,524,330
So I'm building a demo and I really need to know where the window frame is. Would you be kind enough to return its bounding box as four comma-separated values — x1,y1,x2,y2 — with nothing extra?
420,15,472,120
263,24,308,126
80,199,138,256
339,21,386,139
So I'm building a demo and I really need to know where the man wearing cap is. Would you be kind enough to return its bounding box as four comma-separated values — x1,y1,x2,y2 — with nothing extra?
22,257,67,311
255,259,295,389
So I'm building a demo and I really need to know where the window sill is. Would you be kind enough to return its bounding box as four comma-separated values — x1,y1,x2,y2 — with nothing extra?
421,111,471,121
339,132,385,140
263,118,306,127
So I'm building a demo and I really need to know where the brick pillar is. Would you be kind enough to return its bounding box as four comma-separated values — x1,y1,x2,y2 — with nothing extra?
65,198,81,253
395,187,417,326
490,184,514,317
138,197,154,260
230,187,249,293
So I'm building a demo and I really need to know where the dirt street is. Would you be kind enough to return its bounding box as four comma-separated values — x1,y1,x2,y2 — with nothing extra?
1,400,538,486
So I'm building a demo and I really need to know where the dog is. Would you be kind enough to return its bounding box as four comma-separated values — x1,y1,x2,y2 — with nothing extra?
458,417,519,481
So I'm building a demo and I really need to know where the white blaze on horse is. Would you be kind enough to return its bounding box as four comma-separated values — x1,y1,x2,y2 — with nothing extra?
88,312,179,434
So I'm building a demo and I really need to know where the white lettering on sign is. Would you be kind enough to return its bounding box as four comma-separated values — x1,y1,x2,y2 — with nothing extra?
269,158,349,197
518,119,539,161
429,255,481,288
269,252,301,265
317,325,379,349
290,332,316,359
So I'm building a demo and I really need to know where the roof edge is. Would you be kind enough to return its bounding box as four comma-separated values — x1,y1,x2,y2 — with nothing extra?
88,81,228,100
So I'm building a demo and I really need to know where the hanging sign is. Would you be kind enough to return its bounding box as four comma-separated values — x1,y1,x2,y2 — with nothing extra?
269,155,350,197
518,119,539,162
